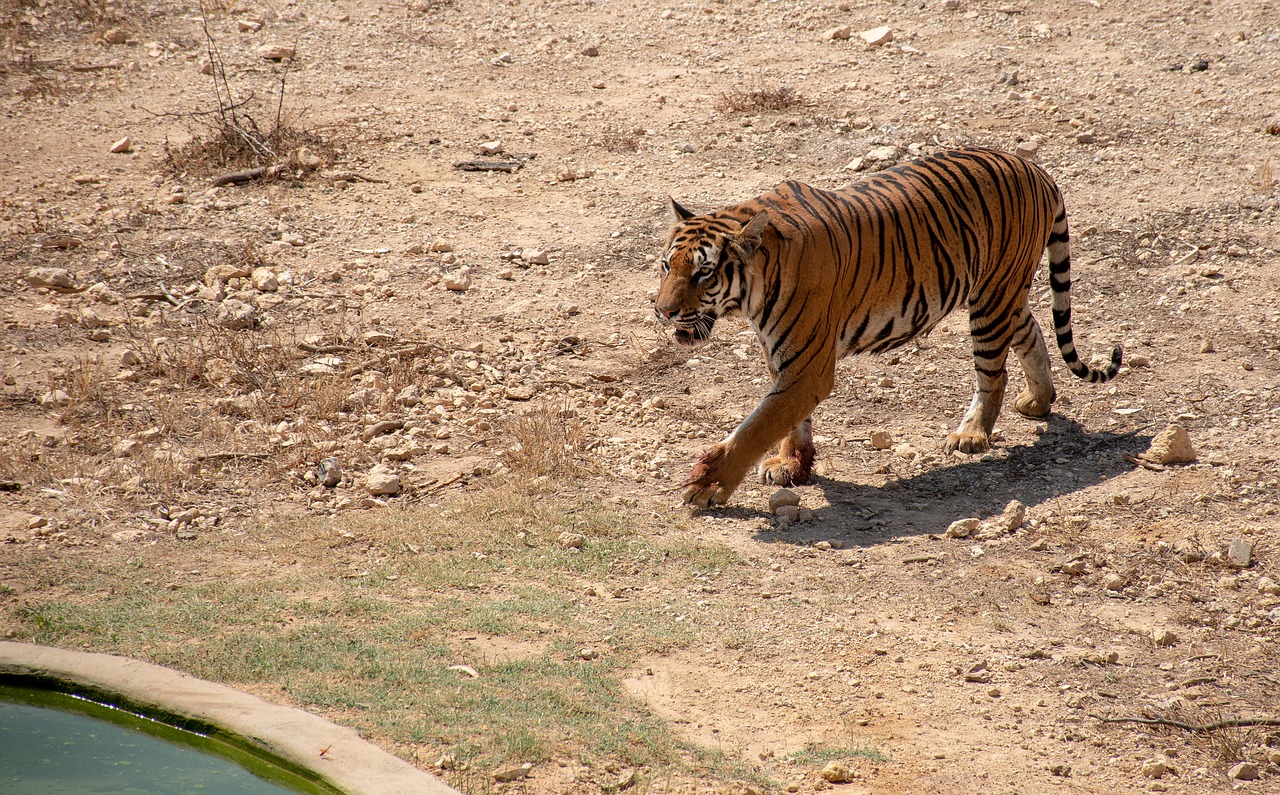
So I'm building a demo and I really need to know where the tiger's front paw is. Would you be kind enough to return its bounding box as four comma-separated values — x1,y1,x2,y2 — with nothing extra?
681,443,739,509
944,432,990,455
758,447,814,487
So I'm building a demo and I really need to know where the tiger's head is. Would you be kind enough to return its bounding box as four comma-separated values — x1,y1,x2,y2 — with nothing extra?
655,198,769,349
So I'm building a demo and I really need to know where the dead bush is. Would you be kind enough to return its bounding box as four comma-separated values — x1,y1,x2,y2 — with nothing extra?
717,83,801,113
498,401,593,479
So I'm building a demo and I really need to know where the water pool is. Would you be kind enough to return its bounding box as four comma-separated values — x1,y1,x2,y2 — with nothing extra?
0,682,340,794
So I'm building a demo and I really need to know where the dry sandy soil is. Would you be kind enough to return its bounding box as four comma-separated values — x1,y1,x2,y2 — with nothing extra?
3,0,1280,793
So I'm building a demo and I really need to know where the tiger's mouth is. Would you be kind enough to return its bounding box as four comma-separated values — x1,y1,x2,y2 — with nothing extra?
672,316,715,348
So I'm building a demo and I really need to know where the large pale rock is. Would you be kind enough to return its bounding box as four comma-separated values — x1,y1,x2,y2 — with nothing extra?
1146,424,1195,465
365,464,401,496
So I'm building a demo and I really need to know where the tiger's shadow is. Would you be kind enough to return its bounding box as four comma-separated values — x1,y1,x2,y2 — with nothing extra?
746,414,1152,547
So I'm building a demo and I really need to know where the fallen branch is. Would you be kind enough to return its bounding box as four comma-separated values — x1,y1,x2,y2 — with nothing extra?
196,451,272,461
453,160,522,173
328,170,388,183
1122,452,1166,472
1089,713,1280,733
211,163,285,187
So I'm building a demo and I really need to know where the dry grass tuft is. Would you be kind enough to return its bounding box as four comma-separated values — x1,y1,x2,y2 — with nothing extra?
498,402,593,479
717,83,801,113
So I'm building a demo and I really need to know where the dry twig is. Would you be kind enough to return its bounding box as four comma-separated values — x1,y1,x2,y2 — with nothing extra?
1090,713,1280,733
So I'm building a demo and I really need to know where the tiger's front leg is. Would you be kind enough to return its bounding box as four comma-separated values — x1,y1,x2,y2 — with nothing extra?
682,366,834,509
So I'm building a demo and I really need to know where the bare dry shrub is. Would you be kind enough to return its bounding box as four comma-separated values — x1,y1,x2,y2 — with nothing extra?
498,401,592,478
598,127,641,153
159,16,334,178
717,83,801,113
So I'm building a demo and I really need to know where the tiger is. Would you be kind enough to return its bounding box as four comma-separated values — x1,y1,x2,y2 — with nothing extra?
653,146,1122,509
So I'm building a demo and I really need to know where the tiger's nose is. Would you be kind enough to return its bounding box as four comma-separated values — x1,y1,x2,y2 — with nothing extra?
655,305,678,320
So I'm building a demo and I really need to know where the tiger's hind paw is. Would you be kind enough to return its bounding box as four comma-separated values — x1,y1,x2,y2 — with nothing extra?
758,450,814,487
1013,388,1055,419
944,432,990,455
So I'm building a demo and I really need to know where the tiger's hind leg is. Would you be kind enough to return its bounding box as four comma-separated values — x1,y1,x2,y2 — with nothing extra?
945,312,1013,455
759,417,815,486
1010,302,1057,418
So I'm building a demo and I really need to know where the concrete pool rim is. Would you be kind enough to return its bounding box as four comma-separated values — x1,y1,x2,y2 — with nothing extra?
0,641,459,795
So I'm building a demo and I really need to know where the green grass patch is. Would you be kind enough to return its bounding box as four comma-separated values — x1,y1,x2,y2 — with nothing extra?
787,742,889,765
5,479,754,780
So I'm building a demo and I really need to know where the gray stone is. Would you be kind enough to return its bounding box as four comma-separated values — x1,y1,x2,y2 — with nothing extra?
1227,538,1253,569
318,458,342,488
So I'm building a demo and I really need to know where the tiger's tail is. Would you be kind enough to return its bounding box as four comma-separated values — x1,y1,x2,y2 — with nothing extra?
1046,191,1122,383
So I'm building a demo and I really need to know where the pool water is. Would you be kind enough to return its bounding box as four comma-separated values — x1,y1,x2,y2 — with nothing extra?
0,683,338,794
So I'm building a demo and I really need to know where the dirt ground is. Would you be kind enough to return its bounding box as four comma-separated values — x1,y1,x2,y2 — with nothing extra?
3,0,1280,792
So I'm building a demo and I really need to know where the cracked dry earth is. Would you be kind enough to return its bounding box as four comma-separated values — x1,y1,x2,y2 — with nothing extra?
3,0,1280,793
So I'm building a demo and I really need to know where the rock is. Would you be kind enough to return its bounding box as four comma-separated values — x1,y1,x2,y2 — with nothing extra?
492,763,532,783
774,505,801,525
429,239,454,253
860,25,893,46
363,330,394,347
893,443,918,459
503,384,534,401
251,267,278,292
578,647,599,660
365,464,401,496
1103,573,1126,591
113,439,140,457
102,27,128,45
443,268,472,292
40,389,71,406
257,44,295,61
86,282,121,304
1140,758,1168,779
1227,538,1253,569
205,264,251,286
1227,762,1258,781
215,299,257,330
1152,628,1178,647
1060,559,1087,576
1014,139,1041,160
975,500,1027,539
281,232,305,247
1257,576,1280,596
521,249,550,265
820,761,854,783
1146,424,1196,465
865,145,898,164
396,385,422,406
581,45,600,57
869,430,893,449
769,488,802,512
946,518,980,538
27,267,78,291
110,136,132,153
824,25,853,41
318,458,342,488
558,532,586,549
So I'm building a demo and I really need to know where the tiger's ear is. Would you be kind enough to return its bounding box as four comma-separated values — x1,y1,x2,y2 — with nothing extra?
668,196,696,222
732,210,770,259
